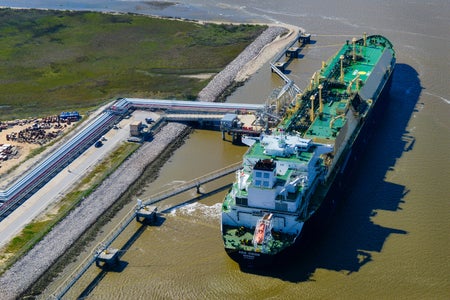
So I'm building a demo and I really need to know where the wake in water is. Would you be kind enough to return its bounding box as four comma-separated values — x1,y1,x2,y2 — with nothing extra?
424,91,450,104
169,202,222,221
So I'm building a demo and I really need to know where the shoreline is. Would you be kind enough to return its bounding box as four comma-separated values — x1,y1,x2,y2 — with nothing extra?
198,24,300,101
0,23,300,299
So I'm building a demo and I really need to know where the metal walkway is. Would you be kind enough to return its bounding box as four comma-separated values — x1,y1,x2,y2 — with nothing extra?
163,113,224,123
48,162,241,299
0,98,261,220
126,98,264,113
0,110,121,219
143,162,241,206
270,30,309,96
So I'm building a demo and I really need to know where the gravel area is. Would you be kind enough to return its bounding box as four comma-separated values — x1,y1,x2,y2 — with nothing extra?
0,123,190,299
0,25,289,299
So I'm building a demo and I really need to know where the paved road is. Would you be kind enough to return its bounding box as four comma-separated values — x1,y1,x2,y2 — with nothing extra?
0,110,159,248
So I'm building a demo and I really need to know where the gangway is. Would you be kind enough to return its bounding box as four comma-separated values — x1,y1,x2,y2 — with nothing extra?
270,30,308,95
143,161,241,206
48,162,241,299
270,65,301,96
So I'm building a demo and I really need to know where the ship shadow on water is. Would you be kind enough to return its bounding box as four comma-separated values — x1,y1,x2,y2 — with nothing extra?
240,64,421,282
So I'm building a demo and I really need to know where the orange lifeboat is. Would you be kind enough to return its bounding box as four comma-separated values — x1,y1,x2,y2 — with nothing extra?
255,222,266,244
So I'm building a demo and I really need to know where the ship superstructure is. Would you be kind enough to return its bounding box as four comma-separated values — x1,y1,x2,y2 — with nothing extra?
221,34,395,266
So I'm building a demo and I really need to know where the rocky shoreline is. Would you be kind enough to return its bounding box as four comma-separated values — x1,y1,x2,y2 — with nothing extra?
197,25,288,101
0,25,296,299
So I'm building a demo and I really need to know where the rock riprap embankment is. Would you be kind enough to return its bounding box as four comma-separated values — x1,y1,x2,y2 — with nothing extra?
197,26,288,102
0,123,189,299
0,25,290,299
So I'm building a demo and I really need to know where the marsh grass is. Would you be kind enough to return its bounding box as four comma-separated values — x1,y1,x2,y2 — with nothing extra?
0,8,266,120
0,141,140,273
0,8,265,275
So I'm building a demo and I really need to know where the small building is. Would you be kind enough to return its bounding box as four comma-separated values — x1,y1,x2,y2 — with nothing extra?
60,111,80,121
220,113,239,131
130,121,142,137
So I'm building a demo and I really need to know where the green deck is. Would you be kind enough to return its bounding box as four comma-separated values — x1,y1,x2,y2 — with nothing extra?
221,35,395,257
304,101,346,141
283,36,392,142
222,225,296,254
322,44,383,81
246,141,315,163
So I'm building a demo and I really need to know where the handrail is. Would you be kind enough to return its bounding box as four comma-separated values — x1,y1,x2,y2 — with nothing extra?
47,162,242,299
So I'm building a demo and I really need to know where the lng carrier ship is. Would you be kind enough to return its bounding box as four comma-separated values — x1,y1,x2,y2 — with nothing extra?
221,34,395,267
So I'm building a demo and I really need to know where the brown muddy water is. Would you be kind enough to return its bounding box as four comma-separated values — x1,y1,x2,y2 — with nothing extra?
19,0,450,299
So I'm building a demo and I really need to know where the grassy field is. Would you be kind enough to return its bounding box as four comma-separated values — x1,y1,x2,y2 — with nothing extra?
0,8,266,275
0,8,266,120
0,141,141,273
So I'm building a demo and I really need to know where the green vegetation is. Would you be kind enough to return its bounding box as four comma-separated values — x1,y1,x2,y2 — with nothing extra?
0,8,265,275
0,8,266,120
0,141,140,273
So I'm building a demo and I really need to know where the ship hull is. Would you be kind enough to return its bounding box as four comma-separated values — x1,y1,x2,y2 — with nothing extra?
225,248,275,268
224,69,395,268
